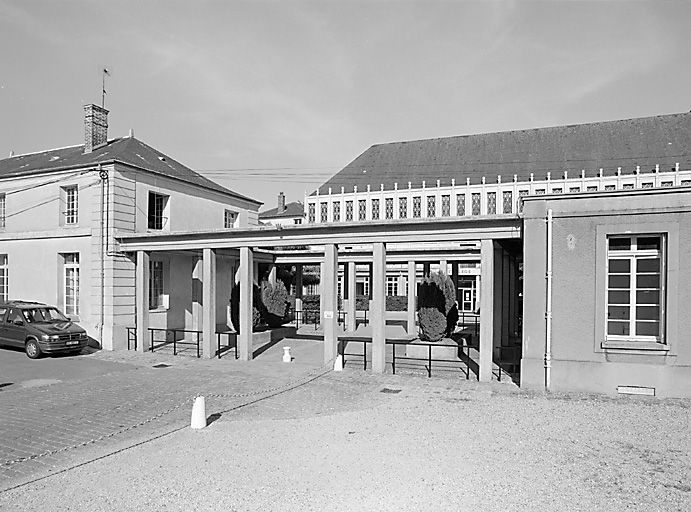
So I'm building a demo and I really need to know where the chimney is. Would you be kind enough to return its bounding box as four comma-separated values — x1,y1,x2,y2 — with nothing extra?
278,192,286,214
84,104,109,154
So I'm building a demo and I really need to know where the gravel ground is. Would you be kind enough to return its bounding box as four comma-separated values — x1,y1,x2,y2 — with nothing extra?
1,370,689,512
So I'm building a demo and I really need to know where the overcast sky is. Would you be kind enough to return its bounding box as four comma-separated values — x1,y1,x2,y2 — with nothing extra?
1,1,689,209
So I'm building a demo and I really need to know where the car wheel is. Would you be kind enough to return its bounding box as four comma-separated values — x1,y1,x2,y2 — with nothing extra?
25,339,42,359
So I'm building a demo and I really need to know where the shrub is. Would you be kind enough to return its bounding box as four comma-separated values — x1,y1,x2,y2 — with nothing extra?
417,271,456,342
356,295,370,311
229,282,261,334
261,279,290,327
386,295,408,311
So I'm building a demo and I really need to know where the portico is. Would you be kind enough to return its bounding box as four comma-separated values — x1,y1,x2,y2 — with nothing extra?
119,215,521,382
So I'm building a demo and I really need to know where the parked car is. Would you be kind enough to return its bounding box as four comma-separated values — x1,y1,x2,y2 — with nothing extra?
0,300,89,359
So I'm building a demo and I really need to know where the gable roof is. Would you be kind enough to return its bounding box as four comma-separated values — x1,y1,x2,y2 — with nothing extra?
0,137,261,205
315,112,691,195
259,200,305,219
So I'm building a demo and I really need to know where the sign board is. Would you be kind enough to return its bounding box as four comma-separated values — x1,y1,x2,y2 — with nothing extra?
324,311,334,319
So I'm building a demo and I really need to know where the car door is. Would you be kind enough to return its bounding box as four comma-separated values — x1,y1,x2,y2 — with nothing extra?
4,308,26,348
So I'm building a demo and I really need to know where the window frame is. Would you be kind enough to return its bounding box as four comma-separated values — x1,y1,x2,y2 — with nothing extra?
0,193,5,229
147,191,170,231
0,254,7,302
224,209,238,229
595,222,679,354
63,253,80,317
149,260,165,310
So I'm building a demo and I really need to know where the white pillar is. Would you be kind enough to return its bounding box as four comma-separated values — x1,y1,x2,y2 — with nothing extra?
319,262,326,325
479,240,495,382
347,261,357,332
238,246,253,361
372,242,387,373
323,244,339,362
407,260,417,336
202,248,217,359
135,250,150,353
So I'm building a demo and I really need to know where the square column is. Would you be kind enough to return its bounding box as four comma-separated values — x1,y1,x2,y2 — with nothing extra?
322,244,339,362
372,242,387,373
407,260,417,336
479,240,495,382
347,261,357,332
135,250,150,353
202,248,217,359
294,264,303,313
238,246,254,361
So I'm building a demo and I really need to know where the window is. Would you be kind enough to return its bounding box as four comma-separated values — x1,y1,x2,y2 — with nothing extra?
148,192,169,230
385,198,394,219
61,186,78,225
399,197,407,219
308,203,315,223
294,218,302,225
224,210,238,228
0,255,7,302
333,202,340,222
456,194,465,216
487,192,496,214
441,195,450,217
345,201,353,222
426,196,435,217
371,199,380,220
412,197,421,218
358,200,366,221
149,261,164,309
320,202,328,223
386,276,398,296
471,193,481,215
502,191,513,214
64,253,80,316
606,235,665,343
0,194,5,229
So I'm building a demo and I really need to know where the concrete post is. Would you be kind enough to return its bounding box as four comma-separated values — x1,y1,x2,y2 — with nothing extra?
440,260,448,275
423,262,431,276
202,248,217,359
191,256,202,331
135,250,150,353
323,244,339,363
347,260,357,332
294,264,303,314
479,240,495,382
268,264,277,286
372,242,387,373
238,246,253,361
407,260,417,336
320,262,325,326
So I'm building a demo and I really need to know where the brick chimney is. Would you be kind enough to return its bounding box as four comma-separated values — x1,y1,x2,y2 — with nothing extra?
278,192,286,214
84,104,109,154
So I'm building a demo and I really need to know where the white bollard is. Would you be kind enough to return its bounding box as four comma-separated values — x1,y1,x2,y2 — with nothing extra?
282,346,292,363
333,354,343,371
190,396,207,429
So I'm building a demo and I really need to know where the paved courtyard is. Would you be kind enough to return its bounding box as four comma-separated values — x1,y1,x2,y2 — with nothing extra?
1,338,690,511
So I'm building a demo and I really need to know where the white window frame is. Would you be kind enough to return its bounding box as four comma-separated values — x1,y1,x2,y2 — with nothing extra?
0,254,7,302
606,234,665,344
224,209,238,228
149,260,165,309
64,253,80,316
386,276,398,296
61,186,78,225
0,194,5,229
148,192,170,230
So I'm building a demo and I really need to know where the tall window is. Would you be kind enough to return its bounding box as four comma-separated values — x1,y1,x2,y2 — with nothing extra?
0,193,5,229
148,192,169,230
607,235,665,342
149,261,164,309
224,210,238,228
386,276,398,296
0,254,7,302
64,253,80,316
62,186,78,225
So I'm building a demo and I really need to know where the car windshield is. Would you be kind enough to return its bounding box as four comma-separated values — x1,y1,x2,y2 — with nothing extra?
22,307,69,323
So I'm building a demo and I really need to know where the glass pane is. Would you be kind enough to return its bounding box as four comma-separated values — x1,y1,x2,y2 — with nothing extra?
636,321,659,337
637,236,661,251
608,306,630,320
636,290,659,305
608,291,630,304
608,275,630,288
637,258,659,273
609,237,631,251
608,321,630,335
608,259,630,273
637,274,660,288
636,306,660,321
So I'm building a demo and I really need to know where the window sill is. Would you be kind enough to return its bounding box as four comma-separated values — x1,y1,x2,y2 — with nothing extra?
148,307,168,313
601,341,669,352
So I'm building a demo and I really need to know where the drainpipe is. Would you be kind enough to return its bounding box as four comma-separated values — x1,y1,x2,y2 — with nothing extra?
99,166,109,345
545,208,553,389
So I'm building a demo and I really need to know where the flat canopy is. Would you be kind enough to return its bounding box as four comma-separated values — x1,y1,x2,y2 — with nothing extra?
118,215,522,252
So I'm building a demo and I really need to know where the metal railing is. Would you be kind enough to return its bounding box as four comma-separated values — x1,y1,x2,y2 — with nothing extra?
216,332,238,359
127,327,238,359
340,338,477,379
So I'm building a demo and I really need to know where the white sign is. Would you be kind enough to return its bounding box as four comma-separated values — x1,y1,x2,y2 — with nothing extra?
324,311,334,319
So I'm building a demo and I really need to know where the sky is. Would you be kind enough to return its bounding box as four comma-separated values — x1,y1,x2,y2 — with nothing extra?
1,1,690,210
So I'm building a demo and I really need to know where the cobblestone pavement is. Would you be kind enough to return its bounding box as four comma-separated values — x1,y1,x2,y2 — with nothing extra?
0,337,498,492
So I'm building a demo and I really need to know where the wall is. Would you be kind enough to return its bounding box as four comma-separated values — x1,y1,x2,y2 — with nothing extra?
522,188,691,397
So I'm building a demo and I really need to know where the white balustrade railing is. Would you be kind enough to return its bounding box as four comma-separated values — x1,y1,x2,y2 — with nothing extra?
304,164,690,224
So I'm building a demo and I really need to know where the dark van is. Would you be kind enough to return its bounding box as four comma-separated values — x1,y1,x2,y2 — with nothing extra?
0,301,89,358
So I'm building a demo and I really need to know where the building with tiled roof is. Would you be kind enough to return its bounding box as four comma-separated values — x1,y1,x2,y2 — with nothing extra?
259,192,304,226
0,104,261,352
316,112,691,195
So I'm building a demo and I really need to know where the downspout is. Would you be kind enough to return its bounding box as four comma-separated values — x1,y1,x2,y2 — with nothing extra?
99,166,109,346
545,208,553,389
